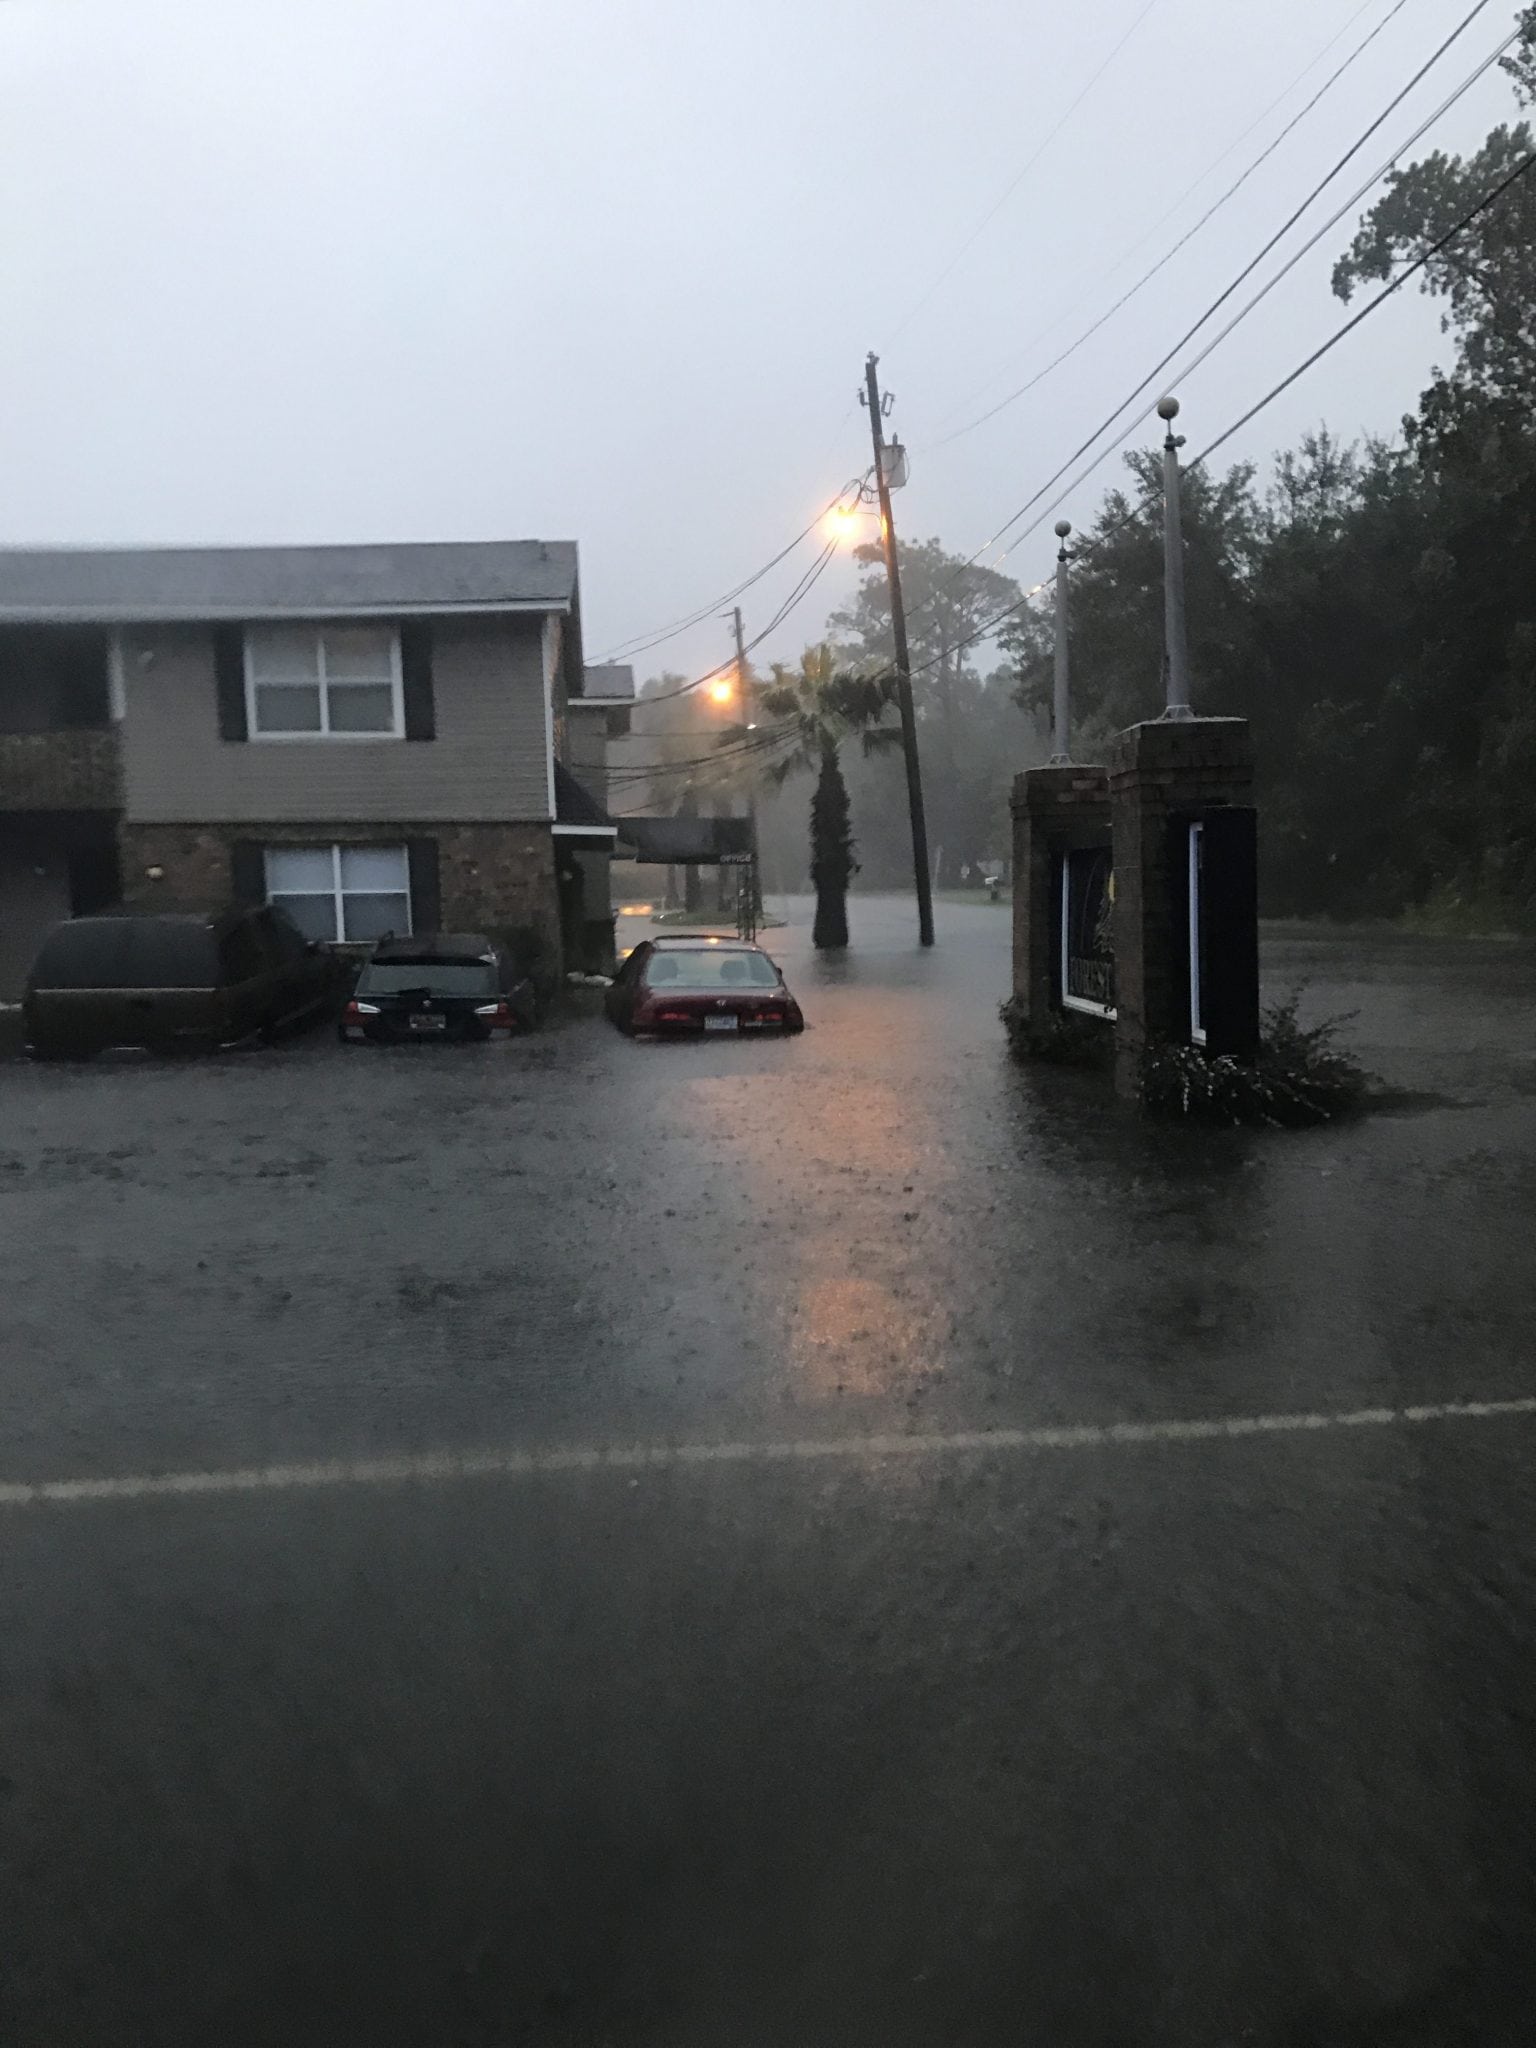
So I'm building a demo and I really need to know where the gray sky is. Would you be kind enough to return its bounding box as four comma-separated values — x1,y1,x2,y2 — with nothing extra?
0,0,1520,682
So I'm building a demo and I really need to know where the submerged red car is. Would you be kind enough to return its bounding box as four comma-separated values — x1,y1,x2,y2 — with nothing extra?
606,938,805,1037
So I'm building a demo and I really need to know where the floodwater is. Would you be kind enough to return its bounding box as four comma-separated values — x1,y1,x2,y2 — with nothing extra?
2,897,1535,2044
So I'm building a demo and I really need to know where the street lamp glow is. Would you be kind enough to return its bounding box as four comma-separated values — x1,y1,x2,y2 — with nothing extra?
825,503,868,548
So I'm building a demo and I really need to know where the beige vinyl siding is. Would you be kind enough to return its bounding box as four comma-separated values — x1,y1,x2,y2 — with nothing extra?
546,614,570,769
120,615,553,824
566,706,610,805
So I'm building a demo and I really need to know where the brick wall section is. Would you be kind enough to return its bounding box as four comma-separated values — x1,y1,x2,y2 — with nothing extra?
433,824,560,957
119,821,562,968
0,730,121,812
1010,764,1110,1023
1106,717,1253,1098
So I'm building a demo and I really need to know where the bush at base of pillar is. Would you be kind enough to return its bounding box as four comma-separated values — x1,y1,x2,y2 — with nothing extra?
999,998,1112,1070
1140,995,1371,1127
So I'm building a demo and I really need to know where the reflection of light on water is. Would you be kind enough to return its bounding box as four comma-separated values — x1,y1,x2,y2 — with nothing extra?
793,1274,916,1395
736,1074,946,1402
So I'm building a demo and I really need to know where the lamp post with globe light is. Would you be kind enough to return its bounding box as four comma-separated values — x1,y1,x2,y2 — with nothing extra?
1158,395,1195,721
1049,520,1073,765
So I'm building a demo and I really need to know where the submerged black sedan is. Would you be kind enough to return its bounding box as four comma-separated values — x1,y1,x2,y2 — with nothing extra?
340,934,538,1045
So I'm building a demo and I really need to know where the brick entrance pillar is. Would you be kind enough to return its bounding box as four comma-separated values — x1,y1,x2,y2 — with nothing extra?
1107,716,1255,1099
1010,763,1110,1028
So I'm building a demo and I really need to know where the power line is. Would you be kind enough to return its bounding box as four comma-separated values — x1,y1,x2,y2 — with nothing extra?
929,0,1414,450
630,539,842,706
595,517,820,663
757,538,840,641
1133,23,1520,428
887,0,1163,343
1189,142,1536,467
593,0,1417,700
593,482,857,664
894,137,1536,687
924,0,1387,439
606,729,802,817
958,16,1522,597
605,723,800,786
963,0,1499,569
903,0,1505,625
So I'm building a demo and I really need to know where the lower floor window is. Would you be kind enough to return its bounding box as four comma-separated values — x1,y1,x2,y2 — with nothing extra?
265,844,411,943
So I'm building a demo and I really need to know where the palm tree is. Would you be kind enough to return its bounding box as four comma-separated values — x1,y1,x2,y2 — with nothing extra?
753,645,898,949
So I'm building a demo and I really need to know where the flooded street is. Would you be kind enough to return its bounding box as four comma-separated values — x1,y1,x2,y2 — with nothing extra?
4,897,1536,2044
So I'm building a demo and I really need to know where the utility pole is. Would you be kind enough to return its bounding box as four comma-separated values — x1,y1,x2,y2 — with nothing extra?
730,603,762,940
1049,519,1073,764
862,351,935,947
1157,395,1195,720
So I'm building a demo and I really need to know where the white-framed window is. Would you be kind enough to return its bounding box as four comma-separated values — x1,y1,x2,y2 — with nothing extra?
265,845,412,943
245,625,403,739
1060,846,1116,1021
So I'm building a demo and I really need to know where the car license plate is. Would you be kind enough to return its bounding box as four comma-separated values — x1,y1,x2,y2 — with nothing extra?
703,1014,738,1033
409,1013,447,1032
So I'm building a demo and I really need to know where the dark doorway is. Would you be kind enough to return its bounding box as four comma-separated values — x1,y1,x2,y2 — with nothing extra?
0,813,120,999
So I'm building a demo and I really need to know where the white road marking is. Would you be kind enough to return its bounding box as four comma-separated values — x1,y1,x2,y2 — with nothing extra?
2,1395,1534,1512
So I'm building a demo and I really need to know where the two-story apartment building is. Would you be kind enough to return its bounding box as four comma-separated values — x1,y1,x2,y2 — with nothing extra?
0,541,619,997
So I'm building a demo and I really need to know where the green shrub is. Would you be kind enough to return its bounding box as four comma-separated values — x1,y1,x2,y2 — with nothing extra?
1141,995,1370,1126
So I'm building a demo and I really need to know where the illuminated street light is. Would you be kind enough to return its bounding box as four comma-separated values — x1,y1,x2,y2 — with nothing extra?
825,502,869,548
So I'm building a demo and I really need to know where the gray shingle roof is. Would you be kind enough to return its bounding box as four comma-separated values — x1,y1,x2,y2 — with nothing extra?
580,663,636,701
0,541,578,622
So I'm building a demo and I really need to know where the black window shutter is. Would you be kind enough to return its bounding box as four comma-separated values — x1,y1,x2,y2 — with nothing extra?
214,626,248,740
400,623,435,740
407,838,441,934
1047,850,1064,1012
1200,806,1260,1057
230,840,266,907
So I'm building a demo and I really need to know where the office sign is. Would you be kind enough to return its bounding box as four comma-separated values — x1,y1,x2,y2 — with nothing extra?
1060,845,1115,1019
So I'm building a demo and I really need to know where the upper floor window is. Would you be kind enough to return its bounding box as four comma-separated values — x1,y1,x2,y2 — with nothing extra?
244,625,403,738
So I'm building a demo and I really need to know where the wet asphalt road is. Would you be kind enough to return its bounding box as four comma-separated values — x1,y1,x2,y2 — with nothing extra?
3,896,1536,2046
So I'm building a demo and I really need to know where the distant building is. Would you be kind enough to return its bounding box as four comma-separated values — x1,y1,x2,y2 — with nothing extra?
569,662,634,970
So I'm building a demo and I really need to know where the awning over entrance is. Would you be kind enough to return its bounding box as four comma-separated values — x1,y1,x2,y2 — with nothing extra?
552,760,619,849
617,815,754,864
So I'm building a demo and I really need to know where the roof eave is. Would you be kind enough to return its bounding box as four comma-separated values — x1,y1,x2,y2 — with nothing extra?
0,598,573,626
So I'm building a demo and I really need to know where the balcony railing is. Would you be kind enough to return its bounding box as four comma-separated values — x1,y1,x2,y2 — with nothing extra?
0,728,122,811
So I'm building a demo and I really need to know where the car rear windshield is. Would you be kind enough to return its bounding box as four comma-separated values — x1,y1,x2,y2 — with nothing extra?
356,960,499,997
643,949,780,991
31,919,219,990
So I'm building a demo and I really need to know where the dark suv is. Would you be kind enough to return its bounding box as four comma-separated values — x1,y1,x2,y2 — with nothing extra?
24,904,338,1058
340,933,539,1044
